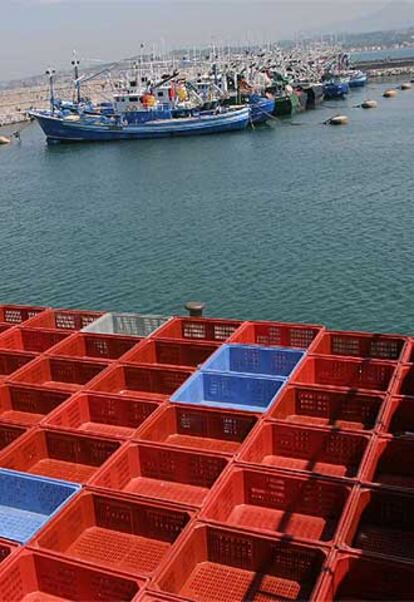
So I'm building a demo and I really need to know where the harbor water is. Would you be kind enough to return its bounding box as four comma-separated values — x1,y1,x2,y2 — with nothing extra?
0,80,413,333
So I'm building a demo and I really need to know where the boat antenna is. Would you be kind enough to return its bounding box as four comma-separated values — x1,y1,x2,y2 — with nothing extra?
71,50,81,104
45,67,56,113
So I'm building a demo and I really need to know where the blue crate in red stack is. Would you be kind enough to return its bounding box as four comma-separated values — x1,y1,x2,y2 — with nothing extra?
201,344,305,378
0,469,80,543
171,371,285,413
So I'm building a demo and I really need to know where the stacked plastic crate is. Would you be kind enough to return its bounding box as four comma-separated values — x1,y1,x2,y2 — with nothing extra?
0,304,411,601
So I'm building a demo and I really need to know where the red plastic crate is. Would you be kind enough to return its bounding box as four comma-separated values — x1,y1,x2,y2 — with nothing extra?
10,356,109,392
378,395,414,435
0,538,18,569
137,592,189,602
341,486,414,562
228,320,324,349
0,384,71,426
312,330,408,360
0,324,13,334
402,339,414,363
153,316,242,343
267,385,384,432
0,351,37,382
201,465,351,544
31,490,193,577
292,356,397,392
154,523,328,602
91,442,228,508
0,423,27,452
90,364,193,400
0,428,121,483
317,552,414,601
0,550,144,601
238,422,369,479
24,307,103,331
44,392,159,439
0,327,70,353
362,436,414,490
136,404,258,454
393,364,414,396
0,304,47,325
49,332,140,361
122,339,220,368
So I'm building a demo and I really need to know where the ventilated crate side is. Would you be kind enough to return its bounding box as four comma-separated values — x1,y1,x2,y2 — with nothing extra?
91,443,228,508
153,317,242,343
229,320,323,349
362,436,414,490
317,552,414,601
202,344,305,378
0,351,37,379
0,551,143,601
267,385,384,431
0,328,69,353
124,339,220,368
0,429,121,484
201,465,351,544
25,308,103,331
378,395,414,435
137,404,258,454
10,357,109,390
0,423,26,452
312,331,408,360
91,365,193,398
45,392,159,438
341,487,414,562
0,385,71,426
154,523,328,602
0,305,47,325
239,422,369,479
32,491,193,577
293,357,397,392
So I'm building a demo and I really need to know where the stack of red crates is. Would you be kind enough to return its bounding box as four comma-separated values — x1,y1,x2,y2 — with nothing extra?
0,304,411,601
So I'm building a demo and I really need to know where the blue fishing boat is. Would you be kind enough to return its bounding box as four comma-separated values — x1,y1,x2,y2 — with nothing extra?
247,94,275,124
349,71,368,88
323,78,350,99
31,106,251,143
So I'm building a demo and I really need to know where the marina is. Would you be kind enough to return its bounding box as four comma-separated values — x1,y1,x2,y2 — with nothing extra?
1,7,414,599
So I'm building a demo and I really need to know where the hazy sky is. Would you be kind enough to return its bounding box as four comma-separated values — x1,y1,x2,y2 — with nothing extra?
1,0,413,80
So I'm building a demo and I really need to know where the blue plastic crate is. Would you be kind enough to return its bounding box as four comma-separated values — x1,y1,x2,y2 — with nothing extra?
170,371,285,413
0,469,81,544
202,344,305,378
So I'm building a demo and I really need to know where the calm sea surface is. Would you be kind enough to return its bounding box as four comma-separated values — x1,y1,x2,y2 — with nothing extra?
0,80,413,333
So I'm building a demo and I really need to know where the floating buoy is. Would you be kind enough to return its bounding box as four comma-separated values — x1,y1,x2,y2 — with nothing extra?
328,115,348,126
401,83,412,90
361,100,378,109
0,136,10,145
383,89,398,98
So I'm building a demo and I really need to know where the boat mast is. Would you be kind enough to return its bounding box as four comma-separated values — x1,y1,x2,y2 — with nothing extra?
71,50,81,104
45,67,56,113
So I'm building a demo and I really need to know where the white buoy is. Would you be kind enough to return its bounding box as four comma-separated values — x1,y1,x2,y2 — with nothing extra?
401,83,412,90
329,115,349,126
361,100,378,109
383,89,398,98
0,136,10,145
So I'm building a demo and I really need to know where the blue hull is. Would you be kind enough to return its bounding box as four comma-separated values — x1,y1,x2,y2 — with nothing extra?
32,108,250,142
324,82,350,99
249,97,276,124
349,75,368,88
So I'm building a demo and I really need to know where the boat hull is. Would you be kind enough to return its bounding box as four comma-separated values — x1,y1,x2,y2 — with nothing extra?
349,75,368,88
249,97,276,124
31,109,250,142
324,82,350,99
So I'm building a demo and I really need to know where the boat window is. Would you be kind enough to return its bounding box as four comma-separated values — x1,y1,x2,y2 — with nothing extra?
157,91,164,98
129,96,138,102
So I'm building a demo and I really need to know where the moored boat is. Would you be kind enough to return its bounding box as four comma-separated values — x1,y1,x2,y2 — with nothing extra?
31,106,251,143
